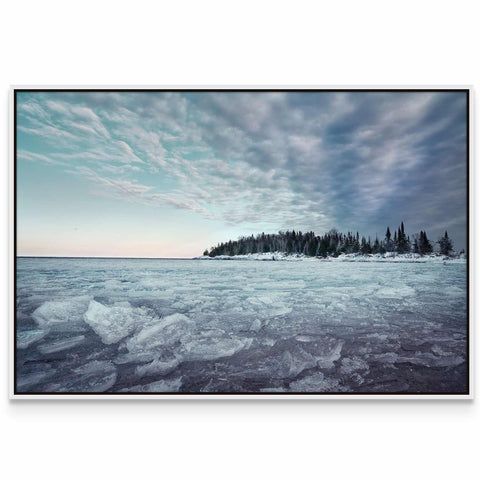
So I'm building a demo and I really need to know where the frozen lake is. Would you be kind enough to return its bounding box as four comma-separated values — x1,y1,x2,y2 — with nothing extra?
16,257,468,394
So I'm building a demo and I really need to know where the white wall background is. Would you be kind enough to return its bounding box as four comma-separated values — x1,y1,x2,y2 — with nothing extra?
1,1,478,479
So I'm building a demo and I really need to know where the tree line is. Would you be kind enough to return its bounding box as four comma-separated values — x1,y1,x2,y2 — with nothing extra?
203,223,457,258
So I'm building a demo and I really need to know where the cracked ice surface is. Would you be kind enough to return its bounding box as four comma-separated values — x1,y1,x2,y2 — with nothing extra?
16,257,467,393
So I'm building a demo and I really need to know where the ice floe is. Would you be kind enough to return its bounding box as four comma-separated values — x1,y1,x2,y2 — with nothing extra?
120,377,183,392
17,371,51,390
135,356,180,378
84,300,150,344
126,313,193,355
340,356,370,375
181,336,253,362
17,329,48,349
32,296,91,331
71,360,118,392
289,372,349,392
37,335,86,354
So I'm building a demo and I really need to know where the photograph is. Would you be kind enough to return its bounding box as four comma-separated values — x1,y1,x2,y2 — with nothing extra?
13,89,469,396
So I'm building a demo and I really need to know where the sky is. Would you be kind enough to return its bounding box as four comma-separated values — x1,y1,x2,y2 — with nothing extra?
16,91,468,257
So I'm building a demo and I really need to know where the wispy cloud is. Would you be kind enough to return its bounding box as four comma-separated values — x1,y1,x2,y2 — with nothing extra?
68,166,152,202
17,149,64,165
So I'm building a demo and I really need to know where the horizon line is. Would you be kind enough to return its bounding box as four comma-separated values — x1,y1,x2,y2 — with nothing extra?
16,255,195,260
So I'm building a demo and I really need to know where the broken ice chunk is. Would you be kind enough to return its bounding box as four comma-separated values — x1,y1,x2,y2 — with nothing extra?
72,360,117,392
84,300,149,344
32,296,91,332
120,377,183,392
37,335,86,354
17,329,48,349
289,372,349,392
340,356,370,375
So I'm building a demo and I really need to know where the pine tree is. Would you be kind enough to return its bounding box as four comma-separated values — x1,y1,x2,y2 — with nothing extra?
360,236,372,254
396,221,410,253
286,235,293,254
438,231,453,256
308,238,318,257
385,227,392,252
418,231,433,255
317,238,328,257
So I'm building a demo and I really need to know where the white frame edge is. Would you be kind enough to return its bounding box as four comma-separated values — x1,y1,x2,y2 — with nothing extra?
8,85,474,400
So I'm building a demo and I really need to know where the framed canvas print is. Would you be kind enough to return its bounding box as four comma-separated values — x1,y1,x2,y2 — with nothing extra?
10,87,471,399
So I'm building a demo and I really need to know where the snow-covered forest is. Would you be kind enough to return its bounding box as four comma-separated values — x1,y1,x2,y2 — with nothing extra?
204,223,458,258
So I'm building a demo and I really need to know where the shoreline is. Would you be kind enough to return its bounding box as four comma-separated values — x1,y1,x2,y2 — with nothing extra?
194,252,467,263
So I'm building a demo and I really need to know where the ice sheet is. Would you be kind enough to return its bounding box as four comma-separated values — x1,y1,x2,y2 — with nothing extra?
16,257,468,393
